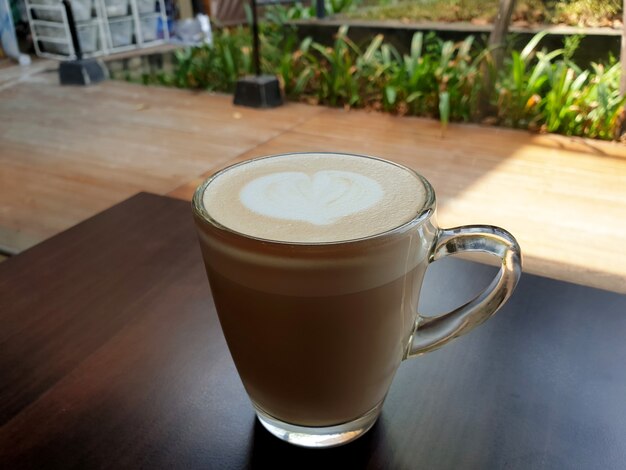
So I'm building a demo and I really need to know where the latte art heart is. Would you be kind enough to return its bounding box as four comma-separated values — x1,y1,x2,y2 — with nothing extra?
240,171,384,225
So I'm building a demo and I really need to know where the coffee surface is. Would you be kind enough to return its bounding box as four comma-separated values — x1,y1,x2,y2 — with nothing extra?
202,153,427,242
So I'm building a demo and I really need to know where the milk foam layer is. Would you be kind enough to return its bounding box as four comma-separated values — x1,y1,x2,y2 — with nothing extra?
203,153,427,243
240,170,384,225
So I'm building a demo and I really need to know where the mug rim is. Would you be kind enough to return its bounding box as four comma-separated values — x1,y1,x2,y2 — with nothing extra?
191,152,437,246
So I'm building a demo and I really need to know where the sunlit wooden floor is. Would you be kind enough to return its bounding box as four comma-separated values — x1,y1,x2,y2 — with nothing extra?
1,71,625,293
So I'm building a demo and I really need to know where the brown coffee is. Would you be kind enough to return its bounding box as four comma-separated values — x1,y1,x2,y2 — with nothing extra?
194,153,432,426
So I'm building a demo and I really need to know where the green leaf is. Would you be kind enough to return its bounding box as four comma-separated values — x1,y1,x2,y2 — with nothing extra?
363,34,384,62
571,70,589,92
512,52,524,89
410,32,423,59
312,43,333,62
222,47,236,81
439,91,450,124
598,82,609,111
458,36,474,59
406,91,422,103
521,31,549,62
385,86,397,105
300,37,313,54
528,50,564,90
440,41,454,69
174,47,192,62
381,44,392,66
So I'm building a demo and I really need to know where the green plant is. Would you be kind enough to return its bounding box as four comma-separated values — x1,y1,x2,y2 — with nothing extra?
582,63,626,139
126,26,626,141
553,0,621,26
562,34,583,61
396,32,433,113
543,62,625,139
165,27,253,91
353,33,402,110
309,25,362,106
265,0,361,23
542,62,589,133
264,31,315,98
494,31,625,138
346,0,620,27
496,32,563,128
359,32,484,121
346,0,548,24
433,36,484,122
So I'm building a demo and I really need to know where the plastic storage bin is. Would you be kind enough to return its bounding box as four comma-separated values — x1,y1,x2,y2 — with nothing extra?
108,16,133,47
37,21,99,54
32,0,93,22
139,13,158,42
103,0,128,17
136,0,154,14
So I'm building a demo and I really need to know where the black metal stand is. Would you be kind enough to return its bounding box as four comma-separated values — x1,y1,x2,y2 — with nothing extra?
58,0,107,86
316,0,325,18
233,0,283,108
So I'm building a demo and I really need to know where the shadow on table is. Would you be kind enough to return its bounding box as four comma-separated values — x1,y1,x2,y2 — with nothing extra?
248,418,386,468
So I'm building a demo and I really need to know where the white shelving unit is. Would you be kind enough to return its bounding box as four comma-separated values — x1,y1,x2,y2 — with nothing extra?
26,0,106,60
98,0,169,54
25,0,169,60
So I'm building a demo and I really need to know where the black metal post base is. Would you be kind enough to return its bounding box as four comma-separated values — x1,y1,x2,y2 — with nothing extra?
59,59,108,86
233,75,283,108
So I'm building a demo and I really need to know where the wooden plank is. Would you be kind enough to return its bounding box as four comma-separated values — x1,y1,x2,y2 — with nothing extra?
0,76,322,252
168,108,626,294
0,58,57,92
1,74,625,294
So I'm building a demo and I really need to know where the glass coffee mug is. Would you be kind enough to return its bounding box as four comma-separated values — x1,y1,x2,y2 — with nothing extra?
192,153,522,448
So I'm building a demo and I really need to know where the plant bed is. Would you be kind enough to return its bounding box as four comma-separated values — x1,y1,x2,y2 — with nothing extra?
109,25,626,141
273,0,621,63
288,18,620,66
341,0,621,29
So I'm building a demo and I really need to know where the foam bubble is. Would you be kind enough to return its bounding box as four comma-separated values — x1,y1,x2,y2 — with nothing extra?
239,171,384,225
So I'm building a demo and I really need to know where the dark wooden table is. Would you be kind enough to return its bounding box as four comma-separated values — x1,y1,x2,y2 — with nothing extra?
1,193,625,470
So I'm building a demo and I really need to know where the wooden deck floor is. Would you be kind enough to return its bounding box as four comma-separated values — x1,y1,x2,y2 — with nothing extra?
1,72,625,293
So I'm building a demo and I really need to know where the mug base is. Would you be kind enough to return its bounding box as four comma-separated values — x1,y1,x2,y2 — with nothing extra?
254,401,383,448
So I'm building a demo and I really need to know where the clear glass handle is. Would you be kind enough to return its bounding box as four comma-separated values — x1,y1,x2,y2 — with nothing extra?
406,225,522,357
